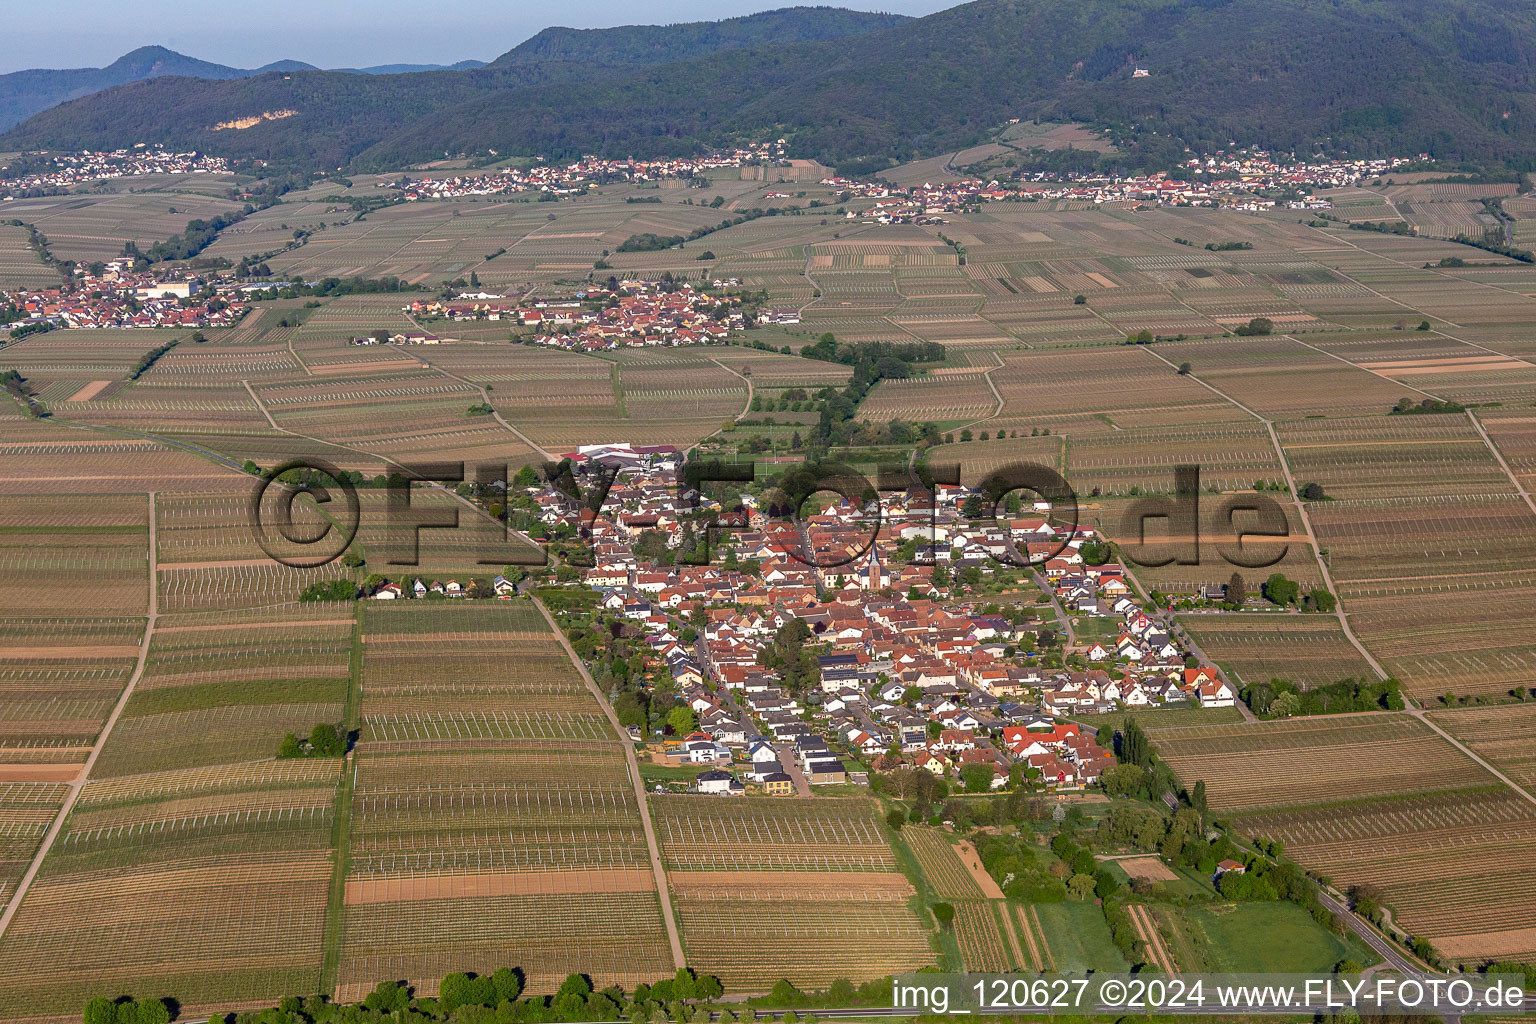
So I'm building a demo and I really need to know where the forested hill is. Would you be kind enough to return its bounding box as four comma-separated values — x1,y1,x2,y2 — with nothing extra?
8,0,1536,173
490,7,911,66
0,46,318,131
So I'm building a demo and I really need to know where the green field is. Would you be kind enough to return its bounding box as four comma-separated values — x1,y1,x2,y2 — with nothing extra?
1032,900,1132,973
1156,901,1372,973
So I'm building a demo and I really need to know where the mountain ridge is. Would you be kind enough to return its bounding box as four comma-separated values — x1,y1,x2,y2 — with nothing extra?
6,1,1536,173
0,45,486,132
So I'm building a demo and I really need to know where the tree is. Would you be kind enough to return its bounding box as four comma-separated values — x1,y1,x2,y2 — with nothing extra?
961,493,985,519
961,762,994,793
134,1002,169,1024
1119,717,1152,768
84,998,116,1024
931,902,956,929
1227,571,1246,607
1067,873,1097,899
1191,779,1208,816
1101,762,1146,797
1177,361,1192,375
1270,691,1302,717
666,704,698,735
1308,588,1337,613
1262,573,1300,605
309,722,345,756
886,808,906,831
439,972,475,1012
1299,481,1326,500
492,966,523,1002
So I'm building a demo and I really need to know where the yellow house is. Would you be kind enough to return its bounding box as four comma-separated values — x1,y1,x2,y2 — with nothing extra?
761,772,794,796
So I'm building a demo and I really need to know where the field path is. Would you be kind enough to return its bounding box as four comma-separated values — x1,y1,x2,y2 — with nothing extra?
708,357,754,425
243,379,282,430
533,595,686,970
1010,904,1043,969
1028,905,1056,971
1285,335,1444,400
405,347,554,461
995,901,1029,970
1128,903,1176,972
1134,344,1390,683
0,491,159,941
1468,409,1536,519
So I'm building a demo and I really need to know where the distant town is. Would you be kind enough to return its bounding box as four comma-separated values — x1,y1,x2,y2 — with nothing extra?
0,148,230,198
397,278,754,350
389,141,791,200
828,153,1421,223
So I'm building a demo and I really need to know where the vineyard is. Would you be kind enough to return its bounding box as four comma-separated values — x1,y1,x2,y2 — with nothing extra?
8,163,1536,1015
1155,715,1491,809
336,600,673,999
1427,705,1536,790
651,796,930,987
904,827,986,899
1235,788,1536,965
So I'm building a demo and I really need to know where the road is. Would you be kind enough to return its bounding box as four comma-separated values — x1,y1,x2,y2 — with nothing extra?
1028,568,1076,644
774,743,813,797
1317,888,1420,975
533,596,686,970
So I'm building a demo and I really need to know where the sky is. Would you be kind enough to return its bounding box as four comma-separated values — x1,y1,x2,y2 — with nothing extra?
1,0,956,74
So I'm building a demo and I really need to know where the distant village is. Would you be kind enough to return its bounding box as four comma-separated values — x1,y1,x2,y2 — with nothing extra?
366,441,1239,798
389,141,790,200
1,259,249,331
827,152,1421,222
393,278,752,350
0,148,230,198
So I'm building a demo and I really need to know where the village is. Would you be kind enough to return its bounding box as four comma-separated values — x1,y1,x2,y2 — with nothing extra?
0,148,230,198
388,140,790,200
825,152,1420,222
363,441,1239,800
395,278,751,350
0,259,249,331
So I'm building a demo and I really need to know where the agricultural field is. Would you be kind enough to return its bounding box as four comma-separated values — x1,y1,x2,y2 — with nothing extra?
0,224,57,290
9,166,1536,1014
0,597,352,1017
1177,614,1377,689
653,796,931,988
3,192,246,264
1160,714,1536,966
1156,714,1493,810
336,600,674,1000
1150,901,1364,973
1428,704,1536,790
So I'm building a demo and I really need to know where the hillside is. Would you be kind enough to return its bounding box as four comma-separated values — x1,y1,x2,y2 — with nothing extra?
7,0,1536,172
0,46,319,131
0,47,492,134
489,7,910,66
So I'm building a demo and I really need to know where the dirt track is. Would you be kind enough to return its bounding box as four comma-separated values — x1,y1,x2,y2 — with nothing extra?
955,839,1006,898
0,645,141,659
344,868,655,904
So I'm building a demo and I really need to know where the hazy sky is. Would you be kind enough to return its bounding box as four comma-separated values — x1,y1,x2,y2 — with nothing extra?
2,0,955,74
